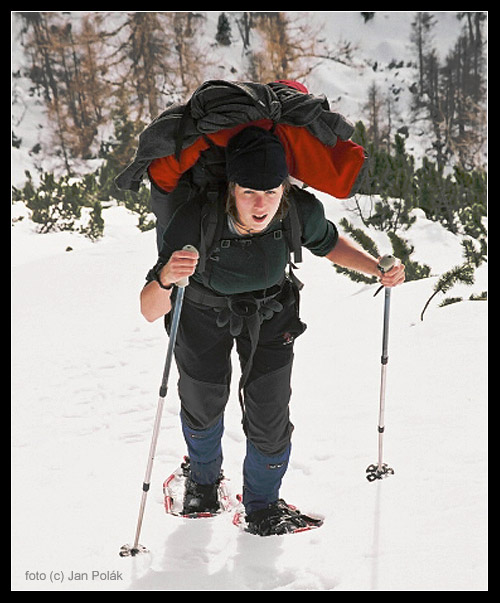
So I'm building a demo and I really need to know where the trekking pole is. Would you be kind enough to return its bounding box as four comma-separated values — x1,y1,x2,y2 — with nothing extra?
366,254,396,482
120,245,197,557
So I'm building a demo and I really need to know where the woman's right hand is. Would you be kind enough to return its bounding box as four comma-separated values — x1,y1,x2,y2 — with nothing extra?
158,248,199,288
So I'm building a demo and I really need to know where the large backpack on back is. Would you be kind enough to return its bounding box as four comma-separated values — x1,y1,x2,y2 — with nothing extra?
115,79,367,266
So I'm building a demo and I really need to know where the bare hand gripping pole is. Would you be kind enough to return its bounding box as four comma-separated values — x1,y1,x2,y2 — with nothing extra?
120,246,197,557
366,254,396,483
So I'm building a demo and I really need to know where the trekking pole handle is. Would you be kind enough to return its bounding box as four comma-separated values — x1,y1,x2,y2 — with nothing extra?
175,245,198,288
373,255,397,297
377,254,396,275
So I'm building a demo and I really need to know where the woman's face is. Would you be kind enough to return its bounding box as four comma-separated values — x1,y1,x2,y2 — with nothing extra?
233,183,284,233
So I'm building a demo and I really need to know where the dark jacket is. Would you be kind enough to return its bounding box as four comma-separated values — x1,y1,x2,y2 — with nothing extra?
148,185,338,296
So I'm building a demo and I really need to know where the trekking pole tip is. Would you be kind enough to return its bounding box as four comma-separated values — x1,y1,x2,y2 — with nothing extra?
365,463,395,482
119,543,149,557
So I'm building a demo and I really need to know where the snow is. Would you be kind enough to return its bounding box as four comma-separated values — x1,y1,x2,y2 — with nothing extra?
11,196,487,591
11,11,487,592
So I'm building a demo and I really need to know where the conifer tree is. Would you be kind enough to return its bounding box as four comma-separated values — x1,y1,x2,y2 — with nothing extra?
409,11,486,169
216,13,232,46
17,12,111,168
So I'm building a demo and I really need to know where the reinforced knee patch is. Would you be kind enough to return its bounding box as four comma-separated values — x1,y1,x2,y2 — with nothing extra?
243,362,294,455
178,369,229,431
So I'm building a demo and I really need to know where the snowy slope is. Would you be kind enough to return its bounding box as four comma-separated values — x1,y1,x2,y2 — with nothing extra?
11,197,487,591
12,11,487,591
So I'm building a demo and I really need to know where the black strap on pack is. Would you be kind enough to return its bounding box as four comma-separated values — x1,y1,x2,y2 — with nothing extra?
198,190,226,287
174,100,193,162
282,199,303,264
280,198,304,290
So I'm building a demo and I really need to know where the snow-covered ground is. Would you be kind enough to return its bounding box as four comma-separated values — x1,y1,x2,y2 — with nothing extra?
12,11,487,591
11,195,487,591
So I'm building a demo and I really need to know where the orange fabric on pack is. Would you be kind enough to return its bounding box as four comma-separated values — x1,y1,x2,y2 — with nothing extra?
148,120,365,199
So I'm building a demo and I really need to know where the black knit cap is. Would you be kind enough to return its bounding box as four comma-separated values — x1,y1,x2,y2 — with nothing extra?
225,126,289,190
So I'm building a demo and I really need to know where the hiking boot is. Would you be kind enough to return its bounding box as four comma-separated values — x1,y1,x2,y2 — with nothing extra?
245,499,313,536
182,476,220,516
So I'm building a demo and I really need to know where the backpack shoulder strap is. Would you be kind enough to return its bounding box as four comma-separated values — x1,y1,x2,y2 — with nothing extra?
281,193,304,290
198,188,226,287
282,194,303,265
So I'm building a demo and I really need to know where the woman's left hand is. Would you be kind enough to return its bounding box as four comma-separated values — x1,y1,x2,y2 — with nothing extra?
378,259,406,288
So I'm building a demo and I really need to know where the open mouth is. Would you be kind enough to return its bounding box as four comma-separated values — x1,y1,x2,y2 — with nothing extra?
252,214,268,223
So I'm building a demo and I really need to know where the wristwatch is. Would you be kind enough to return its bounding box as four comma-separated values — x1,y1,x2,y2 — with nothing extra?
154,264,174,290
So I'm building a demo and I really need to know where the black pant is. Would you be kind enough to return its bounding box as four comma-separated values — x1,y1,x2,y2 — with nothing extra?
173,280,306,457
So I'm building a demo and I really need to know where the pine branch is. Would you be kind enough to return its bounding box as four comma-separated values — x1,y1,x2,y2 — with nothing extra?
420,263,475,321
339,217,380,258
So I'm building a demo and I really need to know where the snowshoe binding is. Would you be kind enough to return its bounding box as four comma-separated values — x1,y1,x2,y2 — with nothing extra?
163,457,231,518
234,498,324,536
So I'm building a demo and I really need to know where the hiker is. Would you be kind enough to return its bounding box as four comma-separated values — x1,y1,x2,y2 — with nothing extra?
139,125,405,536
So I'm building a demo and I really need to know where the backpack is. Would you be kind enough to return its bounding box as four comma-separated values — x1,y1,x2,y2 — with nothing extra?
115,79,367,278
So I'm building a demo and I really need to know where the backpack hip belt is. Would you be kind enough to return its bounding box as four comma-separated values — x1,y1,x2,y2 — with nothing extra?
184,278,285,332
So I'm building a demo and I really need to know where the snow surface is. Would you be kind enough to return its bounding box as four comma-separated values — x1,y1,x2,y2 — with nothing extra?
12,11,487,591
11,196,487,591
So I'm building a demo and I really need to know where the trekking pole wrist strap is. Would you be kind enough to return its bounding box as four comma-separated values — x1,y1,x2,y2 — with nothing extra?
154,264,174,290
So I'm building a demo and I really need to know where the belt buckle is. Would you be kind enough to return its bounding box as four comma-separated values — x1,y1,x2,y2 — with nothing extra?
228,295,259,317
